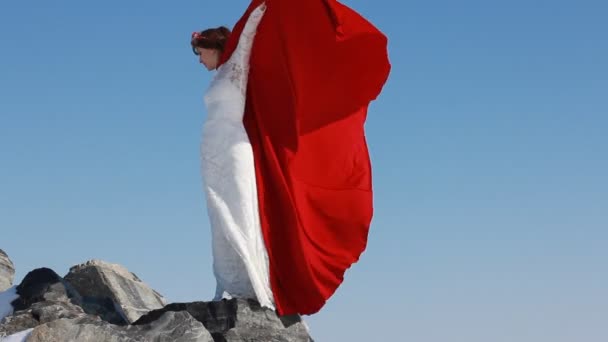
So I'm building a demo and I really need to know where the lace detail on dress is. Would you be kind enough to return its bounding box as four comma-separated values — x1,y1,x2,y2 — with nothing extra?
213,3,266,97
228,63,244,86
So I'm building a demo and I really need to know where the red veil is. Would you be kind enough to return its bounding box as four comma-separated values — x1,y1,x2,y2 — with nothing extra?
219,0,390,315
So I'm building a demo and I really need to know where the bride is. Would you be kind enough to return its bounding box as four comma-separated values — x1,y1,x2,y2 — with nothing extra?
191,0,390,316
192,3,273,310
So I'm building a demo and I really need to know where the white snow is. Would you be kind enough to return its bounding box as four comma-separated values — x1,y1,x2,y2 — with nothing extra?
0,287,31,342
0,286,19,322
0,328,33,342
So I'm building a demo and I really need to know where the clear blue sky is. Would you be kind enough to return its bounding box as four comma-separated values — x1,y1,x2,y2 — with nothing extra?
1,0,607,341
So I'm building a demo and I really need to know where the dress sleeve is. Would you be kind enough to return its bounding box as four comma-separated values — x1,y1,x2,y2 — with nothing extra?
221,3,267,97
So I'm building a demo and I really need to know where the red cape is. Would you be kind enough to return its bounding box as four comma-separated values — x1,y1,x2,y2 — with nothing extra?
219,0,390,315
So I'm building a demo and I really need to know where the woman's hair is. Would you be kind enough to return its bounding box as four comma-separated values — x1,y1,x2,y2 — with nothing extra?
191,26,231,55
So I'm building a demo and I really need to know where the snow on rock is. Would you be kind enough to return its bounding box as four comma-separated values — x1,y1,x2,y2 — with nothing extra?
0,287,18,322
0,328,33,342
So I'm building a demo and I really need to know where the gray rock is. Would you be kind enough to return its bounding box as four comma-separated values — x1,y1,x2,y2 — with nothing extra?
12,268,82,312
131,311,214,342
134,298,312,342
0,249,15,292
223,307,310,342
26,311,213,342
27,316,141,342
2,259,314,341
1,268,86,337
79,293,130,325
31,300,88,323
0,300,87,337
0,309,38,337
64,259,167,324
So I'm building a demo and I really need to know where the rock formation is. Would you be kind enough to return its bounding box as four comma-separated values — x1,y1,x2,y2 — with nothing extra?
0,250,312,342
0,250,15,292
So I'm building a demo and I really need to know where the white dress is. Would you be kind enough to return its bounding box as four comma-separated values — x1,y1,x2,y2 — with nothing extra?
200,3,274,310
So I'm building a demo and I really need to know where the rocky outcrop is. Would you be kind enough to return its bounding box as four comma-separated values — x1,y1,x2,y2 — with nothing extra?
0,256,313,341
134,299,311,342
0,249,15,292
1,268,86,337
11,268,82,312
64,260,167,324
26,311,214,342
0,299,86,336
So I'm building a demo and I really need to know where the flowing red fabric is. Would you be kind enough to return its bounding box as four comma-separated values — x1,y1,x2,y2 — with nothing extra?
219,0,390,315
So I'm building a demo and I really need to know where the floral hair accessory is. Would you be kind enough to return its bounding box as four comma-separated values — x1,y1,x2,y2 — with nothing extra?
191,32,204,55
192,31,204,40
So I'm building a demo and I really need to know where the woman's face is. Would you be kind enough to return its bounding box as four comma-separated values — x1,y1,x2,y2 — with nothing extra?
196,47,219,70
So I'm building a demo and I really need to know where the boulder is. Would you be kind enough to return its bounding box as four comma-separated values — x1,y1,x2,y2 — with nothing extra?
0,259,314,341
0,249,15,292
0,300,86,337
1,268,85,337
64,260,167,324
12,268,82,312
26,311,213,342
134,298,312,342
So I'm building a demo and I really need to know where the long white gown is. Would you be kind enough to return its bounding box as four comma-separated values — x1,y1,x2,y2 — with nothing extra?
200,3,274,310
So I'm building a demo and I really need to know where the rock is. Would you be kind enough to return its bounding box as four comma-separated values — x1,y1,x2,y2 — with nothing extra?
1,268,85,337
134,298,312,342
79,294,130,325
11,268,82,312
0,300,86,337
30,300,86,323
0,306,40,337
1,259,314,341
27,316,140,342
0,249,15,292
0,312,39,341
131,311,214,342
26,311,213,342
64,260,167,324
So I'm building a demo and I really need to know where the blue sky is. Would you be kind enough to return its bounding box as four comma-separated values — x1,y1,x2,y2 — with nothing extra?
1,0,607,341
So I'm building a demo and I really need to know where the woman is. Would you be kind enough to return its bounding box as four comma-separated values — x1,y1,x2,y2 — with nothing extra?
193,3,273,310
192,0,390,316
